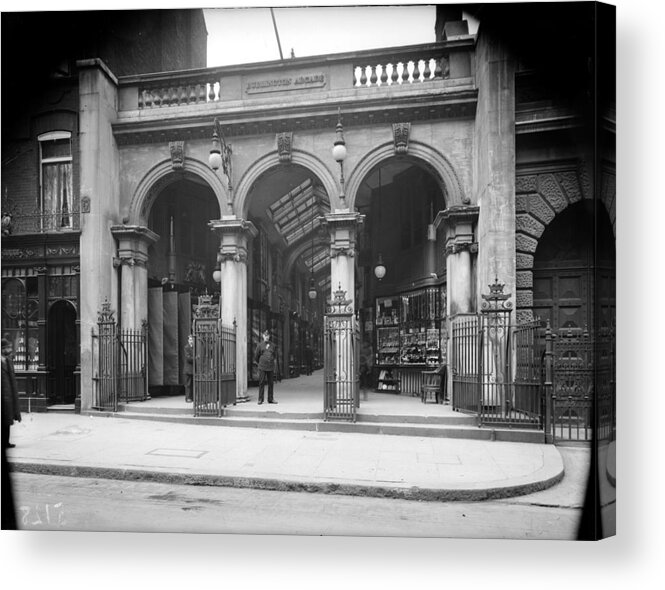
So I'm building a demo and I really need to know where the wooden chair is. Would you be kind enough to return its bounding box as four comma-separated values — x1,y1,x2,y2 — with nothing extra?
421,371,441,404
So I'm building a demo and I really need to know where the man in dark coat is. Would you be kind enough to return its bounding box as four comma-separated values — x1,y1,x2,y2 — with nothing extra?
1,338,21,449
254,330,279,405
184,334,194,402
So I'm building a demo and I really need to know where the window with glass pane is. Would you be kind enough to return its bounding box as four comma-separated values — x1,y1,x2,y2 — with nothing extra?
1,278,38,371
39,132,73,230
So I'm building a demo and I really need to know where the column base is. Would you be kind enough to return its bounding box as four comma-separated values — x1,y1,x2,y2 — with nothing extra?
235,394,251,404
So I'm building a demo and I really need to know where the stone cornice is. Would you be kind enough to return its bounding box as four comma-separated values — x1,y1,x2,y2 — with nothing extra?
112,89,478,147
110,224,159,245
433,205,479,229
209,216,259,238
320,210,365,231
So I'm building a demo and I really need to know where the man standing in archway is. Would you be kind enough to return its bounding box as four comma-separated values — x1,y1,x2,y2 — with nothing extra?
254,330,279,405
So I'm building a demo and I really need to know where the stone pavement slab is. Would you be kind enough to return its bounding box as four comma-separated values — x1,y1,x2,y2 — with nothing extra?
6,412,564,502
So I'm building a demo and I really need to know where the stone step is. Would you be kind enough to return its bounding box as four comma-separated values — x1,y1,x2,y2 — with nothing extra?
117,403,477,426
102,410,545,444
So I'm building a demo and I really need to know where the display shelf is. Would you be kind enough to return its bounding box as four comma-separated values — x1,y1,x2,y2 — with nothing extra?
376,326,400,366
376,368,400,393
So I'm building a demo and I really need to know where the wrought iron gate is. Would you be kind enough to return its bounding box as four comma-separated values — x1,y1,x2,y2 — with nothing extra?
94,301,148,411
324,287,359,422
192,295,236,417
512,319,546,426
451,313,480,415
549,327,594,442
451,280,544,428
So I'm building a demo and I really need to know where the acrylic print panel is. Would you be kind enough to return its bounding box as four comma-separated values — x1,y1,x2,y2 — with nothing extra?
2,2,614,541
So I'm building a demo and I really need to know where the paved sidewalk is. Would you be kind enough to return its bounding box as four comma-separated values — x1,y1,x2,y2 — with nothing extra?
6,412,564,502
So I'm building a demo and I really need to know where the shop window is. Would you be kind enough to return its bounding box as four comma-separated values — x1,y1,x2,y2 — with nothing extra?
39,131,73,231
1,277,40,370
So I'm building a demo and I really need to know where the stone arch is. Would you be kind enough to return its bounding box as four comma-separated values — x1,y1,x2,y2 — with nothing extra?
344,140,467,210
234,149,339,218
514,163,616,323
128,157,229,225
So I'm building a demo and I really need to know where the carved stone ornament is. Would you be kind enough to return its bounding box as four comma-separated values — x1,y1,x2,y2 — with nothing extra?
445,241,477,256
392,122,411,155
185,262,206,285
276,132,293,164
330,245,355,258
169,141,185,170
81,196,91,214
218,250,248,265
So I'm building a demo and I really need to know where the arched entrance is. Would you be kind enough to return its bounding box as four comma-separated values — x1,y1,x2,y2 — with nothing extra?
533,200,616,331
354,157,448,396
145,177,221,397
48,300,78,405
245,163,331,384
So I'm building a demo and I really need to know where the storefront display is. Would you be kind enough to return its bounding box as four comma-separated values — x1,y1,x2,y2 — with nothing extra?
374,286,446,395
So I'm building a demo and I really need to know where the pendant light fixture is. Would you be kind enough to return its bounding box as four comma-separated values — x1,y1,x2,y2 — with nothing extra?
374,167,387,280
308,196,317,300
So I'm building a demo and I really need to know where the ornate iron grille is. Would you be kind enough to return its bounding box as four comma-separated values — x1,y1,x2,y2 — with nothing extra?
511,318,546,427
118,323,148,403
93,302,118,411
93,302,148,411
192,295,236,417
477,278,515,426
596,325,616,442
451,280,545,429
551,327,594,442
451,313,480,416
324,287,358,422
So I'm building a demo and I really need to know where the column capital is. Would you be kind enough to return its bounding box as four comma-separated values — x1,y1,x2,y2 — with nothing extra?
444,241,478,257
111,225,157,267
110,224,159,246
208,216,258,239
320,210,365,231
433,205,479,231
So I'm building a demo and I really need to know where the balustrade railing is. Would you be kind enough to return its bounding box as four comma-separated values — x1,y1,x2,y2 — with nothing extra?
354,56,449,88
123,41,473,111
138,79,220,108
2,206,81,235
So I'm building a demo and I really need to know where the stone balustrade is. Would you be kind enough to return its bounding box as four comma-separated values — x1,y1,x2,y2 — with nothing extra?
119,40,474,112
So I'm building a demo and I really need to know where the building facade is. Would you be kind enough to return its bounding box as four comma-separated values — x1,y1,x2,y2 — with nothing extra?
1,5,615,431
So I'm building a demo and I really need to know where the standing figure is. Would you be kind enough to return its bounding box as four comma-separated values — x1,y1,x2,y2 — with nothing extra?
359,340,374,394
184,334,194,403
1,339,21,449
305,345,313,375
254,330,279,405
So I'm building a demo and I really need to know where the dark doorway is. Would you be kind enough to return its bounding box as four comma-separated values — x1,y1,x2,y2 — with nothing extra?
48,300,78,405
533,201,615,331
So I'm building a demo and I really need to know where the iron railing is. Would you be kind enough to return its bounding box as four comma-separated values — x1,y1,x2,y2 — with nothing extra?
2,207,81,235
451,313,480,415
451,279,545,429
192,295,236,417
93,302,147,411
324,287,359,422
550,327,595,443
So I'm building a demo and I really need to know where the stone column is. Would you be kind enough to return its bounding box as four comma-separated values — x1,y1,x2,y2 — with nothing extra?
77,58,121,412
436,206,479,317
321,210,364,308
473,29,517,315
110,225,159,330
210,216,258,403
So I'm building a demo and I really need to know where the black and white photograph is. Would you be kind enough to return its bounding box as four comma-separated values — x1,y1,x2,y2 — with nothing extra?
0,0,656,586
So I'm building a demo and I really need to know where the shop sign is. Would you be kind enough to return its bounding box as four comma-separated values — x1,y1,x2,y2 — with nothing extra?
246,73,326,95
